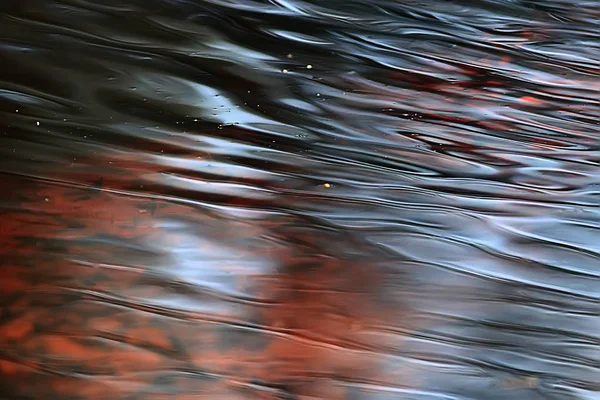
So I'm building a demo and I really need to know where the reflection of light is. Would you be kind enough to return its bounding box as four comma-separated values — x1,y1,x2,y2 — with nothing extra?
156,173,277,200
200,40,277,63
188,81,274,125
185,80,316,140
144,217,280,311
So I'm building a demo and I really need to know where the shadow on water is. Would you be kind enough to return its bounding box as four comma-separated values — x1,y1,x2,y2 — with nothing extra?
0,0,599,399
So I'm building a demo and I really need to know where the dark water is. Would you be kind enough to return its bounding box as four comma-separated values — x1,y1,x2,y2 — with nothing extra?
1,0,599,399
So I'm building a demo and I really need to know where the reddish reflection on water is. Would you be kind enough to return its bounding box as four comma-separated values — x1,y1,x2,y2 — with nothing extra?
1,168,421,399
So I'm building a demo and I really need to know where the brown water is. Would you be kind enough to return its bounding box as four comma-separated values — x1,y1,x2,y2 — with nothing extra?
1,0,599,399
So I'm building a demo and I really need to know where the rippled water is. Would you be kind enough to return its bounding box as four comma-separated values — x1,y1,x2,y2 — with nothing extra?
1,0,599,399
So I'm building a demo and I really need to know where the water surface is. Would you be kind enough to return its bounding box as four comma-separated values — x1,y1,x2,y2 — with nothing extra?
1,0,599,399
